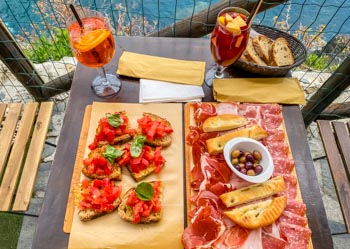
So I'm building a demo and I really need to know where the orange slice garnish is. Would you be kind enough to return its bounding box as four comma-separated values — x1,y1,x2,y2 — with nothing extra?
73,29,111,52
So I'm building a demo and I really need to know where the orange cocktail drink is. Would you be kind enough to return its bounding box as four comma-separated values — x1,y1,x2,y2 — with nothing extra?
68,17,115,68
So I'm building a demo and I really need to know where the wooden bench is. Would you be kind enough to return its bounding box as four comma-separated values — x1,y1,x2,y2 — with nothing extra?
0,102,53,211
317,120,350,234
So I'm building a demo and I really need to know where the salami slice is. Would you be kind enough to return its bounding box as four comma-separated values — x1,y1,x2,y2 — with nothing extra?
279,222,311,249
278,210,308,227
262,232,287,249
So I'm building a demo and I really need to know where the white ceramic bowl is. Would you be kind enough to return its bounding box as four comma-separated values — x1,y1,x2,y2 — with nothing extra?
223,137,274,183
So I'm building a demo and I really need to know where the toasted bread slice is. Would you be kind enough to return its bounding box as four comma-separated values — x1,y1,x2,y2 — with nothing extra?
253,35,273,64
79,197,121,221
140,112,173,147
81,147,122,180
202,114,248,132
76,179,122,221
91,111,134,148
271,37,294,66
127,163,157,182
118,181,163,223
246,37,267,66
220,176,286,207
206,124,268,154
223,196,287,229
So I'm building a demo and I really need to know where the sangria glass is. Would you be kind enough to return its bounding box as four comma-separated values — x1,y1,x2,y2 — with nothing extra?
205,7,251,86
66,8,121,97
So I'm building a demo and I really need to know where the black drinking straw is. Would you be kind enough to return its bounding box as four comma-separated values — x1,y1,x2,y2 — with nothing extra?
69,4,84,30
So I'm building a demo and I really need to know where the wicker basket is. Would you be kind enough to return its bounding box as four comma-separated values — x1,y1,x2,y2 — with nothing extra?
233,25,307,76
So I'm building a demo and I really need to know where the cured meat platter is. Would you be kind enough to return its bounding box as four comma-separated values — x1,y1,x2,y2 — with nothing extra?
183,102,313,249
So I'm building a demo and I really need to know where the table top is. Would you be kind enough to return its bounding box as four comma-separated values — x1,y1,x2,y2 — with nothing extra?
32,36,333,249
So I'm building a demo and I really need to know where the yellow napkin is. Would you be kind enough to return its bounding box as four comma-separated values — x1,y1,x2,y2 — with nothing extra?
117,51,206,86
213,78,306,105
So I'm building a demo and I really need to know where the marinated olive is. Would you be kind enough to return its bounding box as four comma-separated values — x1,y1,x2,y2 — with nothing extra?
245,161,253,170
246,154,254,162
255,165,263,174
239,156,247,163
231,150,241,158
234,165,241,171
247,169,256,176
239,163,245,168
253,150,262,161
231,158,239,165
240,168,247,174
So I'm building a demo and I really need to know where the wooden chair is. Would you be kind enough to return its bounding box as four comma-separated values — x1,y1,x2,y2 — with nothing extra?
317,120,350,234
0,102,53,211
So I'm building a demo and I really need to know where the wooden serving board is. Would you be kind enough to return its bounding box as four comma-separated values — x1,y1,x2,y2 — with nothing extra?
184,102,313,249
64,102,185,249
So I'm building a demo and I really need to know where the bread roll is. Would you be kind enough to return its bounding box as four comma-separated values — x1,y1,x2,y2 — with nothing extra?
206,124,268,154
220,176,286,207
202,114,248,132
223,196,287,229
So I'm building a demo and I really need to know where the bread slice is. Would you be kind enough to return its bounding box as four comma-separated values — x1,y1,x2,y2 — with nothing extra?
81,147,122,180
140,112,173,148
220,176,286,207
127,163,158,182
253,35,273,64
271,37,295,66
118,181,163,223
223,196,287,229
206,124,268,154
245,37,267,66
202,114,248,132
76,179,122,221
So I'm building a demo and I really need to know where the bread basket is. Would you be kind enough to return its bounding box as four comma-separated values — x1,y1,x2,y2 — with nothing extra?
233,24,307,76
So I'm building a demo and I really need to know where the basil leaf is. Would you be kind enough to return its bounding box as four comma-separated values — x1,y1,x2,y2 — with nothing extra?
102,145,123,163
130,135,146,158
135,182,154,201
106,113,123,128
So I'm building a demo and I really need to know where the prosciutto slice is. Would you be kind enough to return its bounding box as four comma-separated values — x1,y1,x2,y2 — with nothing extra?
182,206,225,249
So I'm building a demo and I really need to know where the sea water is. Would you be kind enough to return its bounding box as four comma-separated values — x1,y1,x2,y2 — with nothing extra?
0,0,349,42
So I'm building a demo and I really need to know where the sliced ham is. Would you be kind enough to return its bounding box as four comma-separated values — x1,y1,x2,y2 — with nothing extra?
279,222,311,249
212,225,249,249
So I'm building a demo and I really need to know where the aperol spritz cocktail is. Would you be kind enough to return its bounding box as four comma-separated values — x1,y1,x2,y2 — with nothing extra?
67,8,121,97
206,7,250,86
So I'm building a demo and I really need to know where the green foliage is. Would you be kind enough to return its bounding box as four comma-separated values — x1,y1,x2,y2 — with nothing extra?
24,28,73,63
304,53,328,71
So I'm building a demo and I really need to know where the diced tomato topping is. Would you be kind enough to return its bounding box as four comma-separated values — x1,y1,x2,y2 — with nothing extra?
88,112,136,148
137,115,173,141
83,149,116,176
126,181,161,224
117,144,166,174
79,179,122,213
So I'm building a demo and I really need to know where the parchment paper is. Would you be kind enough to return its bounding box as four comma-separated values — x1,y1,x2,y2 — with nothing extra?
68,102,184,249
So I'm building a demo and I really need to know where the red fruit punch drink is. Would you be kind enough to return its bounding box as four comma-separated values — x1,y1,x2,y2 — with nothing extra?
211,12,249,67
68,17,115,68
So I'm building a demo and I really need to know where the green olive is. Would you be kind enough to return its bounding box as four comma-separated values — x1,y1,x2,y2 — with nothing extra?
247,169,256,176
231,150,241,158
253,150,262,161
231,158,239,165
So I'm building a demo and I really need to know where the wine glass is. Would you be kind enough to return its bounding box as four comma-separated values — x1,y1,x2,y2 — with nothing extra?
66,8,121,97
205,7,251,86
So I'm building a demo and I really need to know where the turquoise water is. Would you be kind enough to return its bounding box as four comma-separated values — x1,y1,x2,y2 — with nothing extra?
1,0,349,42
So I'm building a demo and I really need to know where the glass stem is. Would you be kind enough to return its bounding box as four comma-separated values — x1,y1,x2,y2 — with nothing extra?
97,67,109,85
215,65,226,79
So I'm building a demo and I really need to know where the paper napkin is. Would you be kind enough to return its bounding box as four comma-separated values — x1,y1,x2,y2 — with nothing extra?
117,51,206,86
139,79,204,103
213,78,306,105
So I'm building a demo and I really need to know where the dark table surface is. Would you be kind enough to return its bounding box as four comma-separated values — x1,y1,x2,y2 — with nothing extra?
32,36,333,249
